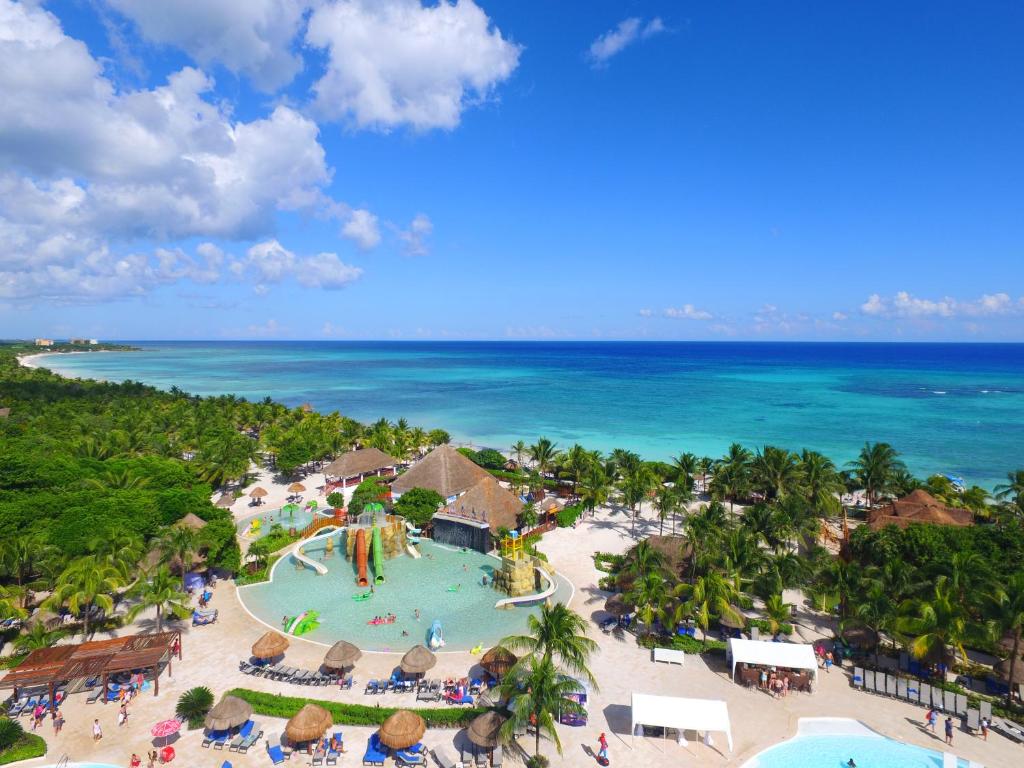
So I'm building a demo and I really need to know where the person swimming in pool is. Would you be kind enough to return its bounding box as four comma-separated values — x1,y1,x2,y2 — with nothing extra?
847,760,856,767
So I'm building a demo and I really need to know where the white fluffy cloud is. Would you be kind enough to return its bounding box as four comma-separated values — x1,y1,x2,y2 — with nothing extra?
233,239,362,292
663,304,712,321
342,208,382,250
587,17,664,67
105,0,309,91
398,213,433,255
0,0,368,301
298,252,364,289
859,291,1021,319
306,0,521,130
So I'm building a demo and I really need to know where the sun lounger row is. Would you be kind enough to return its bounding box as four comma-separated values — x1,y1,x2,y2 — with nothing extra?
365,678,444,696
851,668,970,714
239,661,352,688
6,690,66,716
202,720,263,752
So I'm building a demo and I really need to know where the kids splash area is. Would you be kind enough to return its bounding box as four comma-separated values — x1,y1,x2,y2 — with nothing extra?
238,505,571,652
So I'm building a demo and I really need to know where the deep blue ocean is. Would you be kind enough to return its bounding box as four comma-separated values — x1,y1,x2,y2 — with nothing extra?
35,341,1024,489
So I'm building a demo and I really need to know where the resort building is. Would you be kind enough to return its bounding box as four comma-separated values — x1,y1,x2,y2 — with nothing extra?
69,338,98,345
33,338,53,346
324,447,400,489
433,476,524,552
867,488,974,530
390,444,491,502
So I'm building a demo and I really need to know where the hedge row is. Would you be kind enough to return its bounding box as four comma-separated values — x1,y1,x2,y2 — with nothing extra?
0,733,46,765
227,689,486,728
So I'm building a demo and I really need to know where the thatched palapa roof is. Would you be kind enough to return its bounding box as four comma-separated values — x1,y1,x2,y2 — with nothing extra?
175,513,208,531
480,646,517,677
251,631,289,660
604,594,630,617
324,448,399,479
446,477,523,532
378,710,426,750
868,489,973,530
287,482,306,493
399,645,437,675
215,493,235,508
391,445,491,498
466,711,506,749
285,704,332,743
205,695,252,730
323,640,361,670
249,487,268,498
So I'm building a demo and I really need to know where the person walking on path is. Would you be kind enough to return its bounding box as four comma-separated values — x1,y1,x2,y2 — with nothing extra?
52,710,64,735
944,716,954,746
597,731,609,764
925,709,937,733
980,717,989,741
92,719,103,741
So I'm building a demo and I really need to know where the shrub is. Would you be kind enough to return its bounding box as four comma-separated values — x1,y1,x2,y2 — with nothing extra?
468,448,506,471
0,720,23,751
555,505,583,528
227,689,484,728
393,487,444,528
176,686,214,729
747,618,793,636
326,492,346,509
349,477,390,515
526,756,549,768
637,633,727,654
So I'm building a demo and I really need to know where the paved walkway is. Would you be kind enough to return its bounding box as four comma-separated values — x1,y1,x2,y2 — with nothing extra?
10,503,1021,768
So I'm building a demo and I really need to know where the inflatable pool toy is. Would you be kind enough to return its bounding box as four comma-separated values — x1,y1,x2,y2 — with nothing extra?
367,615,396,626
447,585,461,592
470,643,483,655
428,619,445,649
352,592,373,602
283,610,320,636
248,519,262,534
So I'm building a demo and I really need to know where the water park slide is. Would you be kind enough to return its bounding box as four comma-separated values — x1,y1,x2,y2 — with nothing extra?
291,540,328,575
494,568,557,609
355,528,369,587
406,543,421,559
372,526,385,584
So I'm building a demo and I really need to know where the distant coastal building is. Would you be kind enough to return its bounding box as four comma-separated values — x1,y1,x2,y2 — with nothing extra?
324,447,400,489
390,444,491,502
33,338,54,347
69,338,98,345
867,489,973,530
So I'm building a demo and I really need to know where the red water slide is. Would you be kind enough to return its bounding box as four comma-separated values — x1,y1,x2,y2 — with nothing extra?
355,528,369,587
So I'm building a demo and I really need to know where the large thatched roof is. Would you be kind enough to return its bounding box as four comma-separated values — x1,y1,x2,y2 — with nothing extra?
378,710,426,750
391,445,491,498
446,477,523,532
399,645,437,675
285,704,332,743
324,448,399,479
868,489,973,530
467,711,506,749
205,695,252,731
480,646,517,677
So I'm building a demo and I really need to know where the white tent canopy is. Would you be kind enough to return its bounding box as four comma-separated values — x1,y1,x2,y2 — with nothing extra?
630,693,733,752
728,638,818,685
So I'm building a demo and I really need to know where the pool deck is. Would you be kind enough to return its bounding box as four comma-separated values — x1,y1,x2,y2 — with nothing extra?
11,502,1022,768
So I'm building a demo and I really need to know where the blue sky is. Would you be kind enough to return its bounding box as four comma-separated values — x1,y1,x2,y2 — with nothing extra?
2,0,1023,341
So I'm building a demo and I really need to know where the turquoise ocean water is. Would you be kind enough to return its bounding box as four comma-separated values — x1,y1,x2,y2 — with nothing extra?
34,341,1024,489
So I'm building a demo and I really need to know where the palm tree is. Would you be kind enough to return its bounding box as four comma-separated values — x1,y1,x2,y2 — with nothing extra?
624,571,669,636
0,534,56,608
498,655,584,759
578,466,610,515
510,440,528,467
653,485,680,536
895,578,972,665
83,469,151,491
158,526,202,588
44,557,123,637
762,593,793,637
14,622,59,654
528,437,560,478
563,444,593,500
672,452,698,491
845,578,896,665
501,603,598,687
0,585,26,622
624,540,667,581
619,462,657,537
751,445,803,500
674,571,745,650
683,502,728,580
847,442,906,506
126,566,192,632
710,459,749,513
798,450,844,516
88,531,145,585
984,573,1024,707
994,469,1024,517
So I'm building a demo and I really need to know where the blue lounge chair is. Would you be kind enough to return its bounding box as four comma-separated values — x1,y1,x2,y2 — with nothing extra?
362,733,388,766
394,749,425,766
221,762,232,768
211,730,230,750
364,679,380,695
6,697,27,717
229,720,255,751
267,742,286,765
203,729,228,748
19,696,37,715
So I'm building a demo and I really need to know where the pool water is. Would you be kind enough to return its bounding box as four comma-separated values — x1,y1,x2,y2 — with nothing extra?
239,536,569,651
237,508,327,539
747,732,966,768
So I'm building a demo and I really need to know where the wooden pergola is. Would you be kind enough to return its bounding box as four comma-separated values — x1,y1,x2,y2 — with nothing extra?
0,631,182,711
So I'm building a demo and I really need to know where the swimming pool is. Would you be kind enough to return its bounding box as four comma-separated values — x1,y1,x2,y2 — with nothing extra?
238,535,572,652
236,507,329,539
744,719,967,768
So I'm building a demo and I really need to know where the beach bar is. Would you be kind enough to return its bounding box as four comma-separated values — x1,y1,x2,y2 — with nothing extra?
0,631,182,710
325,448,400,490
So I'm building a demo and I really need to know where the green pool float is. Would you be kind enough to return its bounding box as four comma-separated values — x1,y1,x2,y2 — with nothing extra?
352,592,373,601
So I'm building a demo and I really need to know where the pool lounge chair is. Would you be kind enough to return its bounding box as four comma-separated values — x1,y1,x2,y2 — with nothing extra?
980,701,992,721
267,740,287,765
863,670,875,693
213,729,231,750
852,667,864,688
203,729,228,748
955,693,968,716
943,689,956,713
311,743,325,766
365,679,380,695
885,674,897,697
239,722,263,753
461,747,474,767
326,733,342,766
907,681,920,703
475,750,487,768
967,708,980,733
492,745,502,768
362,733,388,766
86,687,103,704
918,683,931,709
6,697,27,717
221,762,232,768
394,748,425,766
431,746,458,768
897,678,908,700
230,720,256,751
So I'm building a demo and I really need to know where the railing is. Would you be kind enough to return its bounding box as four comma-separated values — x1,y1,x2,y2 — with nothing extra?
522,521,556,538
55,755,70,768
298,516,338,539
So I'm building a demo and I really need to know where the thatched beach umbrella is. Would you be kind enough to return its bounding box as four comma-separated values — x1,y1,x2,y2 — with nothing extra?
994,657,1024,684
841,626,879,649
288,482,306,493
400,645,437,676
323,640,361,671
215,493,235,508
466,711,506,749
249,487,268,499
378,710,426,750
285,704,332,744
252,631,289,660
204,695,252,731
719,606,747,630
480,646,517,678
604,593,629,617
